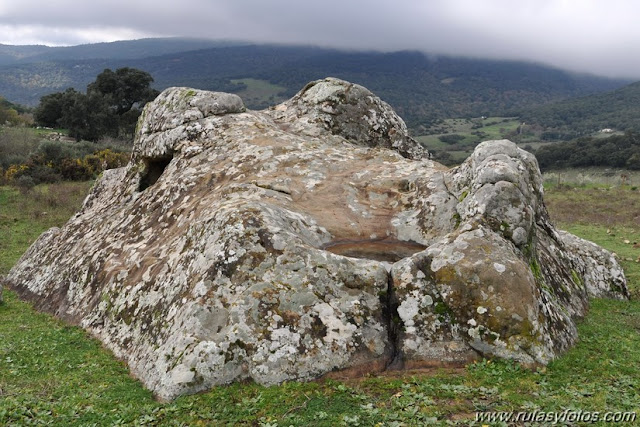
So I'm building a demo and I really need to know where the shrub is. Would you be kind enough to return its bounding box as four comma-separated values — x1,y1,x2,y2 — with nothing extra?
4,164,29,181
95,149,130,169
2,129,132,186
37,140,77,164
1,153,29,170
58,158,94,181
28,165,62,184
0,126,40,168
438,134,466,144
15,175,36,193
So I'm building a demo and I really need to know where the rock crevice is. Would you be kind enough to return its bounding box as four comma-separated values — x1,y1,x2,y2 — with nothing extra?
4,77,629,401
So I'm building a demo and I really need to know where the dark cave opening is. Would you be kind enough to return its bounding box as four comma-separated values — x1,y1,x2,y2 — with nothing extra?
138,156,173,191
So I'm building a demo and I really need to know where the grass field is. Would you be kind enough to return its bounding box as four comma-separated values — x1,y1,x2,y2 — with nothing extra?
416,117,521,147
416,117,553,166
543,168,640,188
230,78,288,109
543,178,640,297
0,182,93,273
1,176,639,426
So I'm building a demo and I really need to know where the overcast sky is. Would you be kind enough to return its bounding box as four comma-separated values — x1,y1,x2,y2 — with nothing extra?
1,0,639,78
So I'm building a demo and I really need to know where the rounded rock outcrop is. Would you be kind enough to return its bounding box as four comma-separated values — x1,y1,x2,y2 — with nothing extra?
5,79,628,400
269,77,430,160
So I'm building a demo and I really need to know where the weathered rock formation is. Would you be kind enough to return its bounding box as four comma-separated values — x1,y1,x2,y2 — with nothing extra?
5,78,629,400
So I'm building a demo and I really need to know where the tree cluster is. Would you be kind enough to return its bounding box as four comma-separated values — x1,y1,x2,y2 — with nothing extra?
438,134,466,144
520,81,640,139
34,68,159,142
536,131,640,170
0,97,31,126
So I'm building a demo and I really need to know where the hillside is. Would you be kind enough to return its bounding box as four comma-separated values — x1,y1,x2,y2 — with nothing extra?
0,44,51,66
520,81,640,138
0,38,243,66
0,39,629,130
247,50,629,129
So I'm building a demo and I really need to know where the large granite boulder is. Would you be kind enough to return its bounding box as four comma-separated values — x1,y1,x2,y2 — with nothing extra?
4,78,628,400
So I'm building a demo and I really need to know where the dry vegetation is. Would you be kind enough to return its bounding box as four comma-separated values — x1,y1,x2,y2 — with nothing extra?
545,184,640,227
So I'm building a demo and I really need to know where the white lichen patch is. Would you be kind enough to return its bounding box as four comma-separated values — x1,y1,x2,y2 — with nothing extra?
398,296,420,327
493,263,506,273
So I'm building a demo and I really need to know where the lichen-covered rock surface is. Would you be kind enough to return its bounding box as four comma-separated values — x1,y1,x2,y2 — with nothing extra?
5,78,629,400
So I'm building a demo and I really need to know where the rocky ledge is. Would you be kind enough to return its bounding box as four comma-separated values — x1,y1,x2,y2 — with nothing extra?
4,78,629,400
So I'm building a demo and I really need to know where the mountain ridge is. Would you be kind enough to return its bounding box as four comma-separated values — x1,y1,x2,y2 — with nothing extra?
0,38,631,130
0,38,248,65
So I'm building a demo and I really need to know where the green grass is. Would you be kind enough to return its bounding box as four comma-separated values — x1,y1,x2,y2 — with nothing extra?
230,78,288,109
544,179,640,297
416,117,521,143
0,182,93,274
0,291,157,425
1,178,639,425
480,118,520,138
416,117,542,166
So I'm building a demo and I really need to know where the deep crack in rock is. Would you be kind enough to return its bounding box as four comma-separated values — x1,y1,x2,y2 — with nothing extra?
384,268,404,370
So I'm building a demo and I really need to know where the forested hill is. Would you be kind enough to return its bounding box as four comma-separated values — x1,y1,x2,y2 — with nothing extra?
0,39,630,129
0,38,245,65
241,49,628,129
520,81,640,138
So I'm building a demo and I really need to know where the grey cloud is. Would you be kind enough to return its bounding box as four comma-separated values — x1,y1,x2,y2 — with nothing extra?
1,0,640,78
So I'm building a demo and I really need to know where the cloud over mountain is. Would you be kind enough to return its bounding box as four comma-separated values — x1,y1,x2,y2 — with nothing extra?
1,0,640,78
